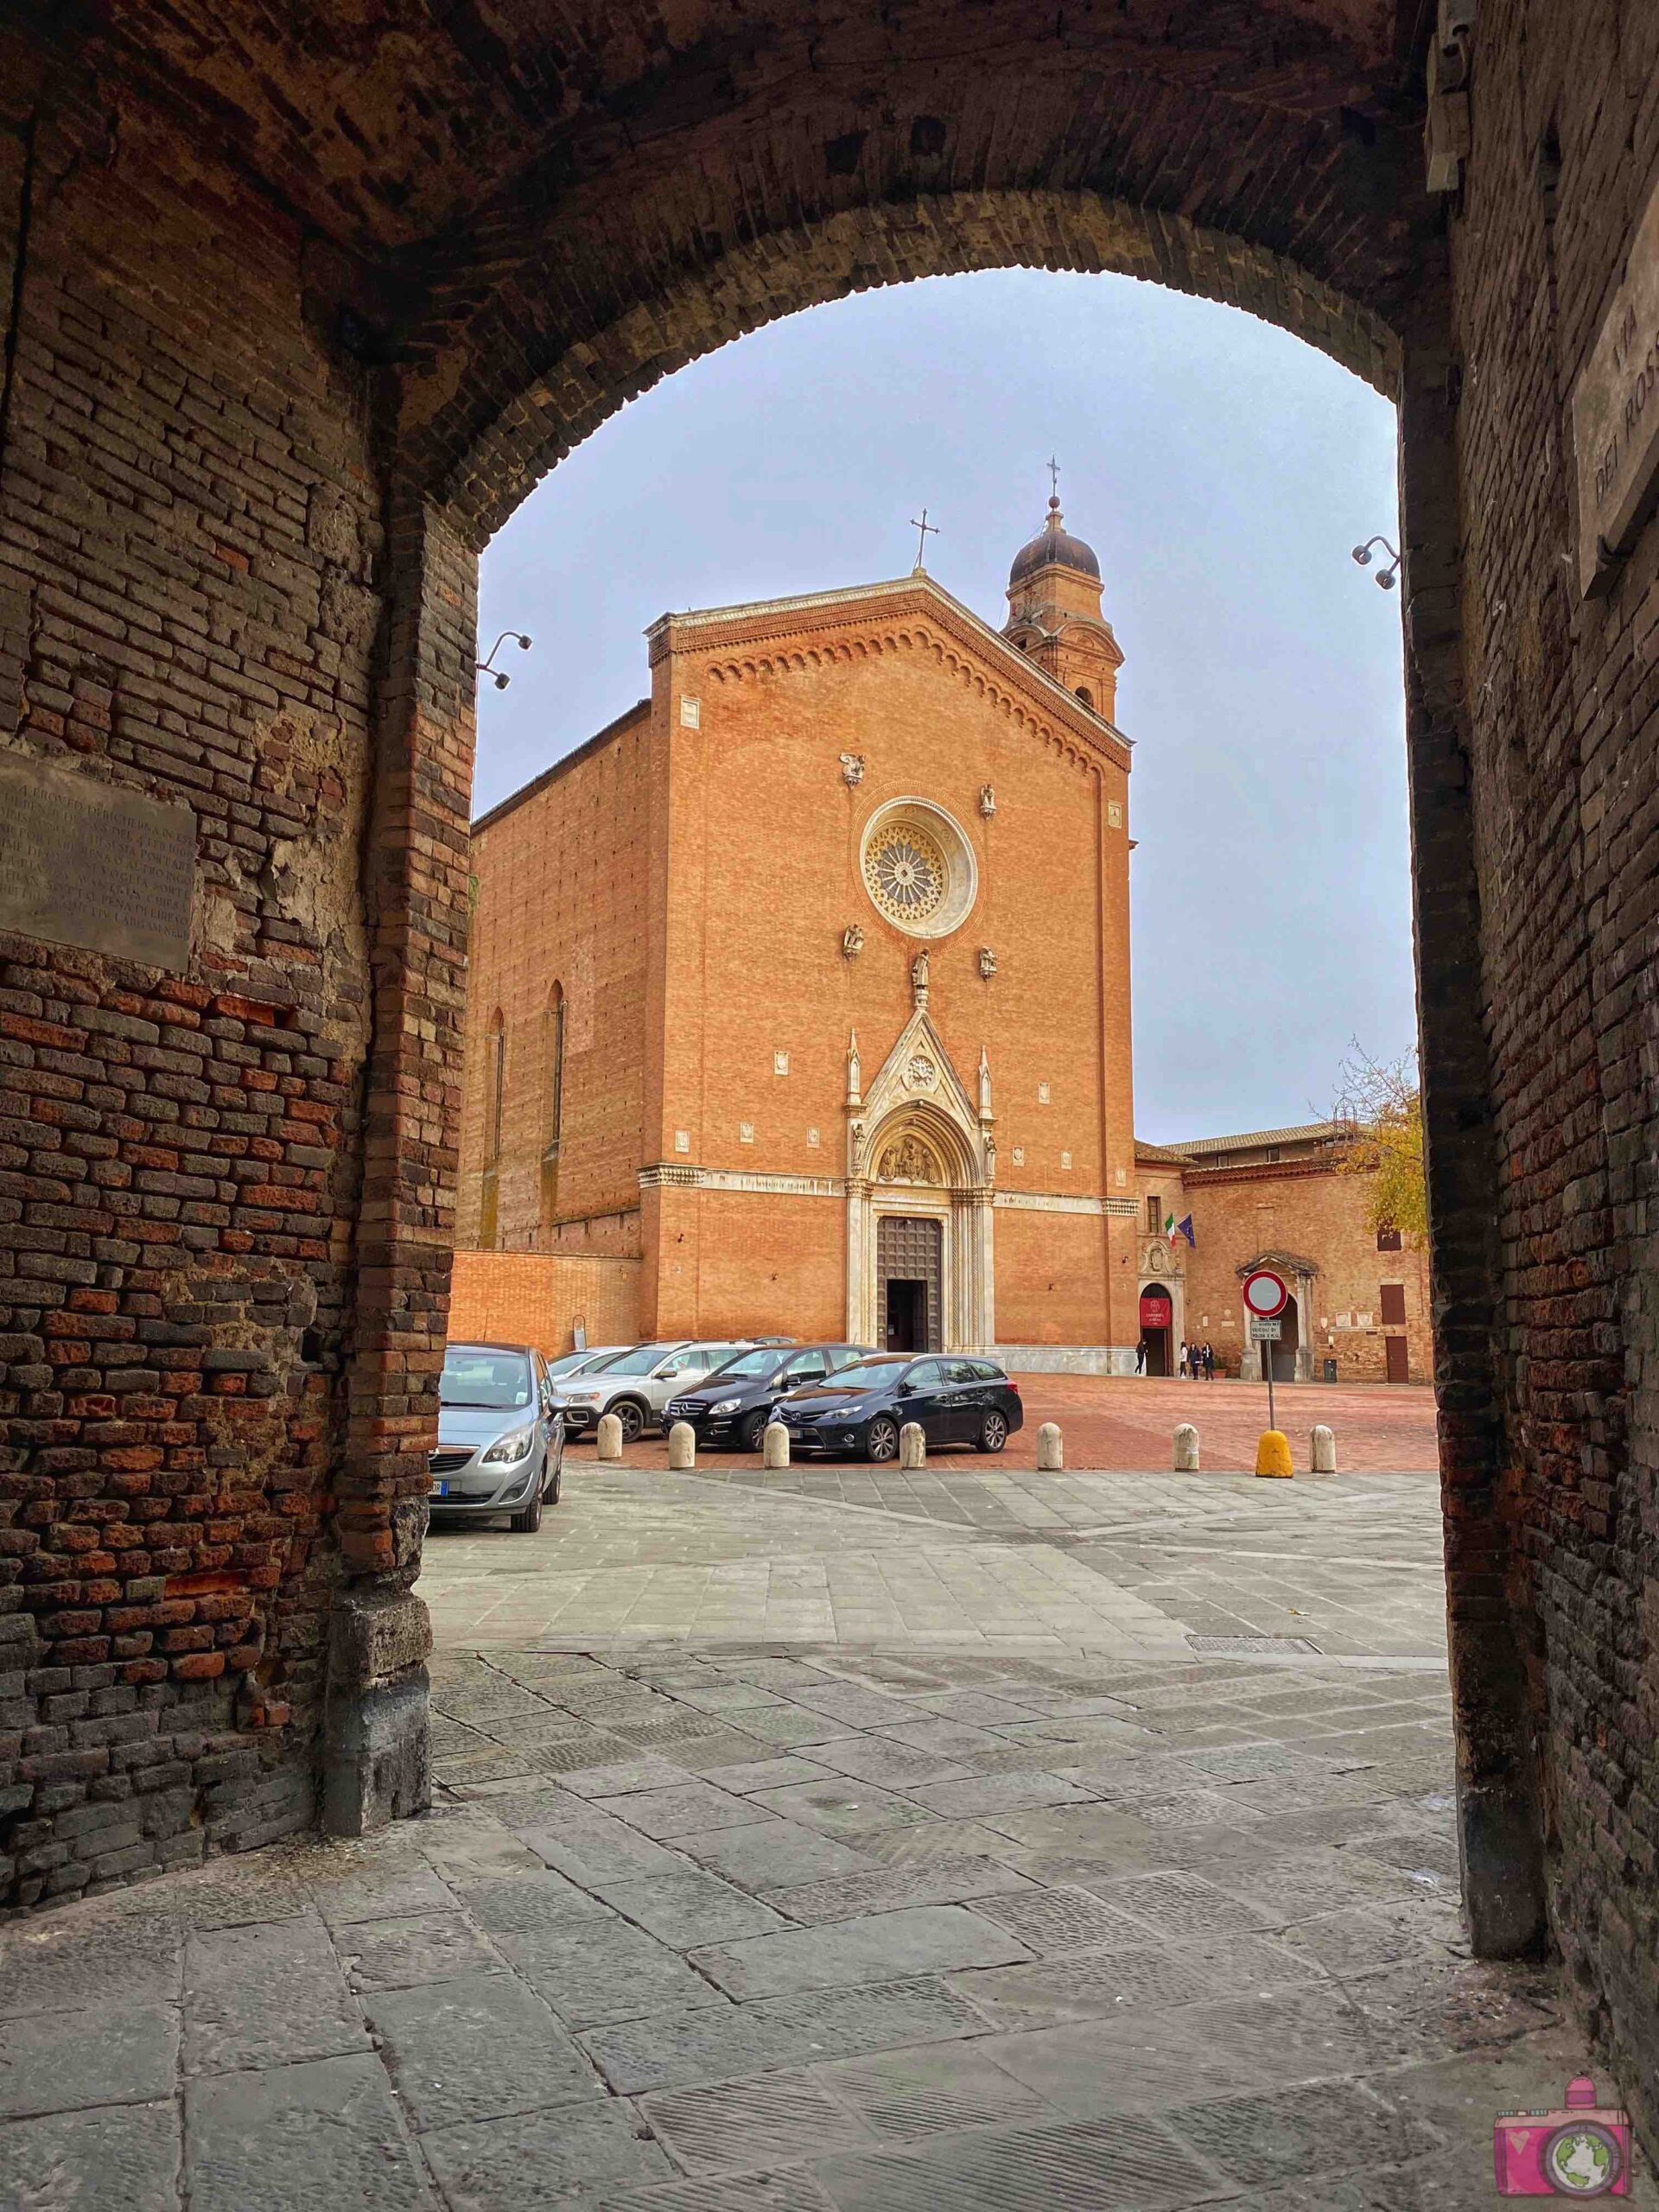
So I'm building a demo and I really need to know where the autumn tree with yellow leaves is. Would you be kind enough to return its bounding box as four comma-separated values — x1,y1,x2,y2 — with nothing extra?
1331,1046,1427,1244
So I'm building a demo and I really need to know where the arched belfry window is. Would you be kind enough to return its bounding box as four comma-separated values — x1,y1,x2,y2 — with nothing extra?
539,986,565,1234
480,1009,505,1249
1075,685,1093,707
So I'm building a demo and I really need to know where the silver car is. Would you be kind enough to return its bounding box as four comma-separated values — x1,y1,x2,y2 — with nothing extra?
556,1338,752,1442
429,1341,564,1533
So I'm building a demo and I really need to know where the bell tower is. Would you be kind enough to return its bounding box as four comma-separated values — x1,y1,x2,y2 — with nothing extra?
1002,484,1124,718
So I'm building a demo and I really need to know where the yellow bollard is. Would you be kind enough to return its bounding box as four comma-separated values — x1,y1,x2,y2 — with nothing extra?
1255,1429,1294,1478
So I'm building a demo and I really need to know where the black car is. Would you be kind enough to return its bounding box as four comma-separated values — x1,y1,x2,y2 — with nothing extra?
778,1353,1024,1462
666,1341,874,1451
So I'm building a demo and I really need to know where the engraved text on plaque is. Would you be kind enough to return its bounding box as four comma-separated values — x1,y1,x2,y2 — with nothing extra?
1573,171,1659,596
0,753,196,971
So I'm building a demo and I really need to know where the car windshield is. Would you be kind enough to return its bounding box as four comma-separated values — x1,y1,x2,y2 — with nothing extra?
546,1349,602,1376
440,1348,532,1409
821,1357,906,1389
705,1348,778,1380
588,1344,681,1377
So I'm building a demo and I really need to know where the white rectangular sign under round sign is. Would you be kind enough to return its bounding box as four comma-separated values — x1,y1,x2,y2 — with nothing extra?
1249,1318,1282,1341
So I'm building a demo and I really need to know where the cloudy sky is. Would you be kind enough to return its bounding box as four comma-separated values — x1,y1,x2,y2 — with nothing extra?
475,269,1408,1142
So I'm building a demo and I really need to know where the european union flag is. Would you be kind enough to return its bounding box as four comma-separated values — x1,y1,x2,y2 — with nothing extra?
1175,1214,1196,1247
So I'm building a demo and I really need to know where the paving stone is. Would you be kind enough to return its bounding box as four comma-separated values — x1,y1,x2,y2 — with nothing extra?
691,1904,1032,1999
454,1869,617,1934
555,1756,696,1798
786,1686,919,1729
812,2111,1219,2209
747,1781,936,1837
641,2071,874,2168
184,1916,367,2074
674,1682,790,1713
603,1871,791,1946
0,1916,183,2019
184,2052,430,2211
817,2044,1052,2139
581,1979,988,2094
0,2001,179,2120
501,1917,726,2025
420,2101,672,2209
851,1821,1016,1864
1278,1902,1459,1975
807,1736,974,1787
311,1863,459,1929
704,1757,840,1794
0,2097,181,2210
515,1808,688,1885
903,1692,1040,1727
1163,2080,1436,2187
677,1821,878,1890
365,1968,601,2129
420,1825,547,1878
980,2010,1282,2115
763,1857,1033,1925
733,1708,861,1749
596,1781,768,1840
671,1732,791,1771
583,2173,836,2211
899,1771,1092,1817
1089,1867,1283,1937
969,1883,1157,1955
338,1909,505,1989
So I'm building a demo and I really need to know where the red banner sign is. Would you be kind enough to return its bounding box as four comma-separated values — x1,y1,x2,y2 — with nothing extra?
1140,1290,1173,1330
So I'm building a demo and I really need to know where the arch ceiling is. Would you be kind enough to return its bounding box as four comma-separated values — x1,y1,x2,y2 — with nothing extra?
96,0,1433,538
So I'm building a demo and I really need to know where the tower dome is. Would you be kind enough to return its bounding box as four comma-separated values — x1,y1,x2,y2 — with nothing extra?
1008,495,1101,586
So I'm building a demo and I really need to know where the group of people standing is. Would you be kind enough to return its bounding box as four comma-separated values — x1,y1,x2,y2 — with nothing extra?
1179,1340,1217,1380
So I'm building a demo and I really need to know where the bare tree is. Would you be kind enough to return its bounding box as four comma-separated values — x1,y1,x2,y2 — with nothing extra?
1330,1043,1427,1243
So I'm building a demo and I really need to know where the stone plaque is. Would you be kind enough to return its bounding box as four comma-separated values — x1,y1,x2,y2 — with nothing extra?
1573,170,1659,595
0,753,194,970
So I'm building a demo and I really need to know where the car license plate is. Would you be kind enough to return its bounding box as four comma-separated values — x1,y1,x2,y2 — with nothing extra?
433,1481,448,1498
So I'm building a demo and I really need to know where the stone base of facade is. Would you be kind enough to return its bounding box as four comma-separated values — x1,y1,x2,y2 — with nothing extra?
996,1343,1138,1376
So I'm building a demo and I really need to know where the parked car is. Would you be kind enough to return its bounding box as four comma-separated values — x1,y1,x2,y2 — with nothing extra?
556,1339,753,1441
545,1344,632,1380
777,1353,1023,1462
666,1342,875,1451
429,1341,565,1532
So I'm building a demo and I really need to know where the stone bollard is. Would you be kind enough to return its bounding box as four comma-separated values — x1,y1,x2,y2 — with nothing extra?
763,1421,790,1469
595,1412,623,1461
667,1421,696,1471
1255,1429,1294,1478
899,1421,926,1469
1310,1424,1337,1474
1173,1421,1199,1471
1036,1421,1064,1471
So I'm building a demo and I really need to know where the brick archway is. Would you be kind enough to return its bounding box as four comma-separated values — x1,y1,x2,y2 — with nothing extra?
9,0,1659,2125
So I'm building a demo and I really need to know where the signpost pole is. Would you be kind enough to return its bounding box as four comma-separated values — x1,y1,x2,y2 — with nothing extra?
1266,1341,1275,1436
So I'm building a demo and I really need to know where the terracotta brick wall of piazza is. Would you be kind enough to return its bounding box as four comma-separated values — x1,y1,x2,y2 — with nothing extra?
1179,1163,1433,1384
446,1251,640,1361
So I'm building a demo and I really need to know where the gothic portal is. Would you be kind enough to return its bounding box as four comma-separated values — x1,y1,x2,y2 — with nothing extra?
459,499,1141,1369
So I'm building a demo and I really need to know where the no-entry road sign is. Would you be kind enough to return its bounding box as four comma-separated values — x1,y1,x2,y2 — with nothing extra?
1242,1268,1288,1320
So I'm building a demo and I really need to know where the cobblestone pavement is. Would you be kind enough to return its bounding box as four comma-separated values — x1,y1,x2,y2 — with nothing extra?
2,1638,1633,2210
602,1376,1441,1476
418,1465,1449,1659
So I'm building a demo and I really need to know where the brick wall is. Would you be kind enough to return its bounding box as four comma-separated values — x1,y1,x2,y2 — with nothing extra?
447,1249,640,1359
457,704,652,1252
0,65,389,1898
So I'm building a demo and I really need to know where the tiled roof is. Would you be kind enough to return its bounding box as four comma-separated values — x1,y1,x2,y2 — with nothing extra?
1168,1121,1343,1157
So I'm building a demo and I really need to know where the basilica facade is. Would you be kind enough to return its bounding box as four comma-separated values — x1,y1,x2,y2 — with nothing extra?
455,500,1145,1368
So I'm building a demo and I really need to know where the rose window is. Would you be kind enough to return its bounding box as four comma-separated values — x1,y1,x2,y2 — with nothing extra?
857,798,978,940
864,822,946,926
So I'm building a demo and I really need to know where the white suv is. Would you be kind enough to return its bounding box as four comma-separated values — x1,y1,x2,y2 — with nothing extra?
556,1339,752,1443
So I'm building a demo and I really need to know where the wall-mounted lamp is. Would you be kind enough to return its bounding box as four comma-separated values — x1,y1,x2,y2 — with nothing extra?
1351,537,1402,592
478,630,533,690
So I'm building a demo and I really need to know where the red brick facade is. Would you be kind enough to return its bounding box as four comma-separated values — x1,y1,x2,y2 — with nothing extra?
457,563,1141,1363
1,0,1656,2139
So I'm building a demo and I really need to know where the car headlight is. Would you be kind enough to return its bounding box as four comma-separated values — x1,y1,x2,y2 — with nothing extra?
482,1425,536,1465
710,1399,741,1415
565,1390,603,1404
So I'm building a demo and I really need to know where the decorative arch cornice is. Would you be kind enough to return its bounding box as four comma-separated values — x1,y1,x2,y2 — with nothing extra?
1237,1248,1320,1281
852,1007,993,1192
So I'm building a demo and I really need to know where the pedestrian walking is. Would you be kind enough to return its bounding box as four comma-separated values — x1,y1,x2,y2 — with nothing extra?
1204,1342,1216,1381
1178,1340,1189,1379
1135,1338,1147,1375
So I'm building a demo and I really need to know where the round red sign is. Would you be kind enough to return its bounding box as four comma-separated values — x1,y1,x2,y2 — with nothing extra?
1242,1268,1288,1319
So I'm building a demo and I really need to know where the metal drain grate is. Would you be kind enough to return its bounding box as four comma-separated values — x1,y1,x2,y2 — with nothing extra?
1187,1632,1322,1656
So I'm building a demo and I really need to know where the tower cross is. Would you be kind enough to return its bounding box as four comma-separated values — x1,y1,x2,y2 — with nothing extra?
909,507,938,569
1046,454,1060,503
